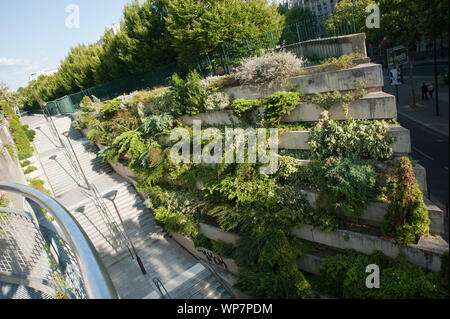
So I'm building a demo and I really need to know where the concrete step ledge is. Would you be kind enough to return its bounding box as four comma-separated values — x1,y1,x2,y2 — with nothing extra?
290,225,448,272
301,189,444,235
196,222,448,272
180,91,397,126
222,63,384,100
277,124,410,154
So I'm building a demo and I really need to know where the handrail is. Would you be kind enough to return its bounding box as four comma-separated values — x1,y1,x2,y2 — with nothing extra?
197,260,236,299
0,181,119,299
152,277,172,299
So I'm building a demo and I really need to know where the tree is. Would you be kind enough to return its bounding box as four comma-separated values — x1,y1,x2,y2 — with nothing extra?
58,44,102,93
279,5,316,45
325,0,382,47
96,0,174,84
414,0,449,115
380,0,421,107
165,0,285,62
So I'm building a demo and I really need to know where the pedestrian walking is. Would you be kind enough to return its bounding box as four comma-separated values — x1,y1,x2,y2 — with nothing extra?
421,82,428,100
429,83,435,99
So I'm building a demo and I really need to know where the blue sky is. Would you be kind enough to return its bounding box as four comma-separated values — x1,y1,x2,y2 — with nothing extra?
0,0,282,91
0,0,133,90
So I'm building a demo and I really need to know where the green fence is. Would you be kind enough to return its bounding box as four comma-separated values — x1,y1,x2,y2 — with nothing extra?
44,10,356,115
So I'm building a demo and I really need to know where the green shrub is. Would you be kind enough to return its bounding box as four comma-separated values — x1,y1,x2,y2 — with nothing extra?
211,240,236,259
2,142,16,161
140,114,174,138
313,250,445,299
308,112,394,160
231,98,262,124
315,53,365,73
112,130,147,164
80,96,93,109
149,90,173,116
311,90,355,116
318,253,354,297
130,87,168,108
235,229,315,299
20,160,31,167
22,124,36,142
317,157,377,216
381,157,430,245
24,166,37,175
0,194,8,207
28,178,50,195
100,99,121,118
169,71,207,116
263,91,300,126
87,129,106,145
0,102,33,160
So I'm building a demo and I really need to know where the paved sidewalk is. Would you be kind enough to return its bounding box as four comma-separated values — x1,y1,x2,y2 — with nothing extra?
383,73,449,138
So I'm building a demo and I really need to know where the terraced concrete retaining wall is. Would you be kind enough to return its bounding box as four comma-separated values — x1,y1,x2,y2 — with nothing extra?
277,124,411,154
285,32,367,60
180,91,397,126
223,63,383,100
290,225,448,272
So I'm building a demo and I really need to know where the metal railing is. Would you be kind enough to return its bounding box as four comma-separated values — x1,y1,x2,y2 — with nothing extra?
152,277,171,299
0,182,118,299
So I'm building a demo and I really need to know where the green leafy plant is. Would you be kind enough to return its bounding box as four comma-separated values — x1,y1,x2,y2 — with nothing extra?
231,98,262,124
381,157,430,245
308,112,394,160
316,157,377,216
20,160,31,167
314,250,445,299
263,91,300,126
310,90,354,116
22,124,36,142
24,166,37,175
112,130,147,165
1,102,33,160
100,98,121,118
130,87,168,108
87,129,107,145
140,114,174,138
80,96,93,109
235,229,315,299
169,70,207,116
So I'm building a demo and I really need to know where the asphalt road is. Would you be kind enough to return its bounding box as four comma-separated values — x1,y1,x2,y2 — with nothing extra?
400,60,448,77
397,114,449,210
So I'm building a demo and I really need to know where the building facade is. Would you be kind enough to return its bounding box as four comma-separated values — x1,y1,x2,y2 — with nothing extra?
281,0,344,20
27,68,59,82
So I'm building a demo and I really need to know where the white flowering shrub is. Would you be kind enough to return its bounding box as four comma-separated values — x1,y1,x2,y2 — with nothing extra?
234,51,305,86
204,92,231,111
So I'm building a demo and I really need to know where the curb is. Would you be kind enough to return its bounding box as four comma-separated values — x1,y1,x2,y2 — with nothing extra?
397,111,449,140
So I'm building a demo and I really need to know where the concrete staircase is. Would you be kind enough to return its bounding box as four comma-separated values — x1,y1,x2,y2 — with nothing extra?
145,263,231,299
19,114,233,299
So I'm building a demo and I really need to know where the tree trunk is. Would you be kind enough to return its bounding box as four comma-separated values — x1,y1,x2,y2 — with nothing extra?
408,47,416,108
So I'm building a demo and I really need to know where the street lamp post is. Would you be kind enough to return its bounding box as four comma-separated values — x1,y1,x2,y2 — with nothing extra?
62,131,91,190
103,190,147,275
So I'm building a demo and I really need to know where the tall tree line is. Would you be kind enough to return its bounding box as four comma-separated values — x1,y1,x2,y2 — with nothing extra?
20,0,284,110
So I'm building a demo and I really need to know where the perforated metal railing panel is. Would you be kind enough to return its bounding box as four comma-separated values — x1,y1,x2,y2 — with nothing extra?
0,208,87,299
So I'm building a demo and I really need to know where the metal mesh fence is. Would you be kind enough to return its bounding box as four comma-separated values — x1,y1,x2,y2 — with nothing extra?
0,208,87,299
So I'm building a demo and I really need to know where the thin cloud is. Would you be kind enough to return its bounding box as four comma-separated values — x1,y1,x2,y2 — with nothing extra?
0,56,30,67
